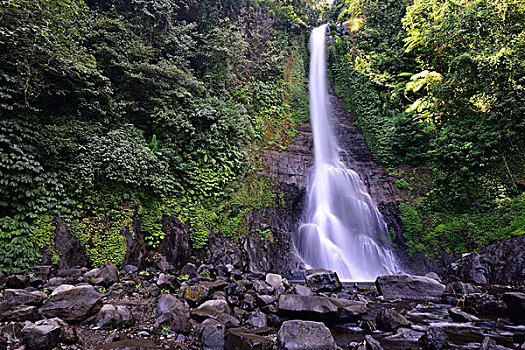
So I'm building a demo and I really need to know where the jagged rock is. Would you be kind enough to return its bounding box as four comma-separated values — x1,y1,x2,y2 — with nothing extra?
364,335,383,350
217,313,240,328
85,263,119,287
418,327,449,350
191,300,231,319
158,215,191,269
447,308,480,322
329,298,367,319
254,280,274,295
96,304,133,330
448,234,525,286
201,319,225,350
479,336,513,350
375,309,410,331
52,217,87,269
153,294,190,334
21,322,61,350
246,311,267,328
277,320,336,350
156,273,180,292
293,285,312,296
2,289,47,306
502,292,525,323
256,294,276,307
41,284,103,321
121,213,146,268
182,283,211,306
0,322,23,343
1,305,40,322
375,274,445,302
463,294,506,316
36,318,78,343
265,273,284,291
444,282,481,296
304,269,342,292
5,275,27,289
240,293,257,310
225,328,274,350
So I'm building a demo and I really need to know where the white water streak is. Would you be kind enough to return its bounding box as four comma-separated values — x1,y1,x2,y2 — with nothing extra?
294,24,401,281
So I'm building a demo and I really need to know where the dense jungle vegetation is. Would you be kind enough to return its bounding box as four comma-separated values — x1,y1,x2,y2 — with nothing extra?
327,0,525,261
1,0,524,273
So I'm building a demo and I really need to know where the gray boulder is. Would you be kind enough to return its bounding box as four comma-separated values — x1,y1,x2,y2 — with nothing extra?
225,328,273,350
375,309,411,331
277,320,336,350
96,304,133,330
375,274,445,302
153,294,190,333
84,263,119,287
418,327,449,350
21,323,61,350
265,273,284,291
201,319,225,350
191,300,231,319
304,269,342,292
41,284,103,321
278,294,338,314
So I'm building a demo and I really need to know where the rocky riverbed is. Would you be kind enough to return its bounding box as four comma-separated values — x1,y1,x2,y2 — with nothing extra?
1,260,524,350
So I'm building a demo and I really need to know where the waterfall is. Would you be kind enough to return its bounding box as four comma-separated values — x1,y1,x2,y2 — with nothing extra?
294,24,401,281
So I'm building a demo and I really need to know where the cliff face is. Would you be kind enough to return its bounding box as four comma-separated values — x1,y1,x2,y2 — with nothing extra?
256,92,412,276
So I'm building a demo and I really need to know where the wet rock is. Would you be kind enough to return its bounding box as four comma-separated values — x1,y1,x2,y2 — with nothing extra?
444,281,481,296
364,335,383,350
294,284,312,296
191,300,231,319
1,305,40,321
2,289,47,306
153,294,190,334
277,320,336,350
375,308,410,331
480,336,513,350
304,269,342,292
418,327,449,350
182,283,211,306
375,274,445,302
225,328,274,350
21,322,61,350
5,275,27,289
278,294,338,315
201,319,225,350
41,284,103,321
448,308,480,322
246,311,267,328
96,304,133,330
502,292,525,323
424,272,442,282
448,234,525,286
85,263,119,287
265,273,284,291
464,294,506,316
329,298,367,320
254,280,274,295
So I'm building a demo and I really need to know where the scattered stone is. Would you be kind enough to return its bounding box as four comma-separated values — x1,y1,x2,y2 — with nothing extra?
36,318,78,343
293,284,312,296
464,294,506,316
29,266,53,281
253,280,274,295
1,305,40,322
225,328,273,350
123,265,138,274
41,284,103,321
278,294,338,316
191,300,231,319
265,273,284,291
5,275,27,289
153,294,190,334
375,274,445,302
364,335,384,350
375,309,411,331
182,283,210,306
447,308,480,322
246,310,267,328
0,323,23,342
217,313,240,328
96,304,134,330
278,320,336,350
21,322,61,350
180,263,197,276
418,327,449,350
424,272,442,282
304,268,342,292
502,292,525,323
157,273,179,292
201,319,225,350
2,289,47,306
85,263,119,287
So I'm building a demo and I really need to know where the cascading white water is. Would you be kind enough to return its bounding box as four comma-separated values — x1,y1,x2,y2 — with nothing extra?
294,24,401,281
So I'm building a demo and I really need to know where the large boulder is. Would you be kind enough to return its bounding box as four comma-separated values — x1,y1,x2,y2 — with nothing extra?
191,300,231,319
225,328,274,350
448,234,525,286
153,294,190,333
375,274,445,302
41,284,103,321
304,269,342,292
201,319,225,350
21,323,61,350
278,294,338,315
96,304,133,330
84,263,119,287
277,320,336,350
51,217,87,269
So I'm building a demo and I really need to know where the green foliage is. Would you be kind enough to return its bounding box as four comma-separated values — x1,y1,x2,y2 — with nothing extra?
71,209,131,267
28,216,59,264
